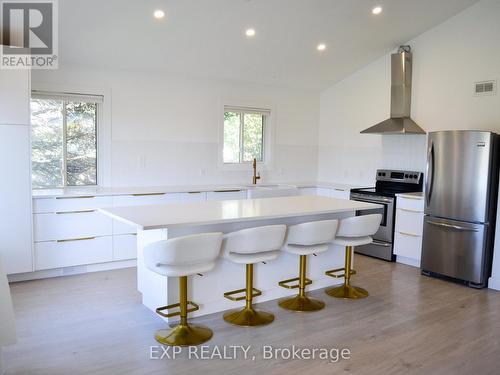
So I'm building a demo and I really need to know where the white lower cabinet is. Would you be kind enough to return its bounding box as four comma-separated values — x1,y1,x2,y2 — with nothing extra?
307,187,350,199
177,192,207,202
113,234,137,261
206,190,246,201
34,211,113,242
394,195,425,267
35,236,113,270
33,196,113,214
330,188,350,200
298,187,318,196
112,193,177,207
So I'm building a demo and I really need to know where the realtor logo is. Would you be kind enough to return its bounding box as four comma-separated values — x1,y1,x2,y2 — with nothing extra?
0,0,58,69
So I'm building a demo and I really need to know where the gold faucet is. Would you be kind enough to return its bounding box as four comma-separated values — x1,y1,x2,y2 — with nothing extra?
252,158,261,185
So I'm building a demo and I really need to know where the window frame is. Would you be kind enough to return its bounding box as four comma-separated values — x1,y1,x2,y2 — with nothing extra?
30,90,105,189
219,103,275,171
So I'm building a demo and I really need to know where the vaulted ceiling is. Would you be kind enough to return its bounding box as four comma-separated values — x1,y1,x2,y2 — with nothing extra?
59,0,479,90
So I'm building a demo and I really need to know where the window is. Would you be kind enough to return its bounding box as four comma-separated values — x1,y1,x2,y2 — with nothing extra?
223,106,269,164
30,92,102,188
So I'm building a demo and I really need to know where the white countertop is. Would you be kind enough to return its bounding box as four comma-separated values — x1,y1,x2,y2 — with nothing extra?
32,181,367,198
99,195,381,230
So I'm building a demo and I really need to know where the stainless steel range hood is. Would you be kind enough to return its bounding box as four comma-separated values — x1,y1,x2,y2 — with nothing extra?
361,46,425,135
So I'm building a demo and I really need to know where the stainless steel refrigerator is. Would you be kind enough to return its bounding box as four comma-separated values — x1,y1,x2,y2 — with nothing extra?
421,130,499,288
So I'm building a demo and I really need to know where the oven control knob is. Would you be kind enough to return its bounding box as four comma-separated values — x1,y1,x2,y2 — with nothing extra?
413,174,418,179
404,174,408,178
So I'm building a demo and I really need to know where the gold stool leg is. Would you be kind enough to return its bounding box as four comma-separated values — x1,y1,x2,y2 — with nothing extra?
223,264,274,326
278,255,325,312
155,276,213,346
325,246,369,299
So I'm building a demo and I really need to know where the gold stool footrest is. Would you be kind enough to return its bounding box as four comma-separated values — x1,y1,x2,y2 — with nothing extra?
325,268,357,278
278,276,312,289
156,301,200,318
224,287,262,301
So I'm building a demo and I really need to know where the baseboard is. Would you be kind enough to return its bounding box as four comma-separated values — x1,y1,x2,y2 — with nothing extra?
488,276,500,291
7,259,137,283
395,256,420,268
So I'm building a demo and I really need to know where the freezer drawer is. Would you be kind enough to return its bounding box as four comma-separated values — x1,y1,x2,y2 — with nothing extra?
421,216,487,285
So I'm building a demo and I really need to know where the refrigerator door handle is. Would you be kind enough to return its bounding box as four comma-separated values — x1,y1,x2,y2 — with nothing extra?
427,220,479,232
425,140,435,206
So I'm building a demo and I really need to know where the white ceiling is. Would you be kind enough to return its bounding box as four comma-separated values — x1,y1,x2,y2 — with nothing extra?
59,0,479,90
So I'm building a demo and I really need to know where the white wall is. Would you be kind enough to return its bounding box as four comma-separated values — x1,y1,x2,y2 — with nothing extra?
318,0,500,186
32,67,319,187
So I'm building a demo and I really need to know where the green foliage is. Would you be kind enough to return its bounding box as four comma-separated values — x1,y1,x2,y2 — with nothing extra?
223,111,264,163
31,99,97,188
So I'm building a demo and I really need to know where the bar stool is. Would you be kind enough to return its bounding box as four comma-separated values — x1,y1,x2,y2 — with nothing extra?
222,225,287,327
278,220,339,312
143,232,223,346
325,214,382,299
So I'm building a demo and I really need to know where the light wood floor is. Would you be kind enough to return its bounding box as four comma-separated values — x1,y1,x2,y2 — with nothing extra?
4,256,500,375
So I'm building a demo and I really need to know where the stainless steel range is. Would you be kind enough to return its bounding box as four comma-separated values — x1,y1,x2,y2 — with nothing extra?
350,169,423,261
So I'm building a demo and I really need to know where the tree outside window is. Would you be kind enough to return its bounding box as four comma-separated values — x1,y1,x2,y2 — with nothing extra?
31,96,99,188
223,108,267,164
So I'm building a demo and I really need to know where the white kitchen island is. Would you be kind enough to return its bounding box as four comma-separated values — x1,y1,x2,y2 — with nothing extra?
100,195,380,320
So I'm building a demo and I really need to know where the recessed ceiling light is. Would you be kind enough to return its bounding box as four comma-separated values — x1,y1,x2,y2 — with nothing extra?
245,28,256,37
153,10,165,19
372,6,382,15
317,43,326,51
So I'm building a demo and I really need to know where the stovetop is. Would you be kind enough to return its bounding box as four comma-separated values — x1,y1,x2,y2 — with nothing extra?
351,169,424,198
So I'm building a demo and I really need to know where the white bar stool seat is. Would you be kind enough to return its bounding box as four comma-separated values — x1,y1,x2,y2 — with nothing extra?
222,225,287,327
278,220,338,312
143,232,223,346
325,214,382,299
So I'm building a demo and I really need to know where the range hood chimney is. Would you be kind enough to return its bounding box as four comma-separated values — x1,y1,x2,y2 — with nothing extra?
361,46,425,135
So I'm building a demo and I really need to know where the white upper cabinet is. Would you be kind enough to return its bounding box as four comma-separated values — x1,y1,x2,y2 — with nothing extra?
0,69,30,126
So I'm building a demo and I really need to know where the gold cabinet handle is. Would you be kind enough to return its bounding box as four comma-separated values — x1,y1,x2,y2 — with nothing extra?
397,231,420,238
55,210,95,214
213,189,241,193
400,195,423,200
131,193,166,197
57,236,96,243
188,191,202,194
398,208,422,213
56,196,95,199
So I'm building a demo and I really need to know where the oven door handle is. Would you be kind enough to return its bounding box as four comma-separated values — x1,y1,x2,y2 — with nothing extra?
371,240,391,247
351,197,392,204
351,194,393,203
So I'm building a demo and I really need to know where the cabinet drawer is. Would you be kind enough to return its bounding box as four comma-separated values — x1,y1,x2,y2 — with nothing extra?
298,187,318,196
395,208,424,235
394,231,422,260
113,219,137,235
113,234,137,261
330,189,350,200
176,192,207,202
35,236,113,270
397,196,424,212
33,196,113,213
206,190,246,201
34,211,113,242
112,193,177,207
316,188,331,197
